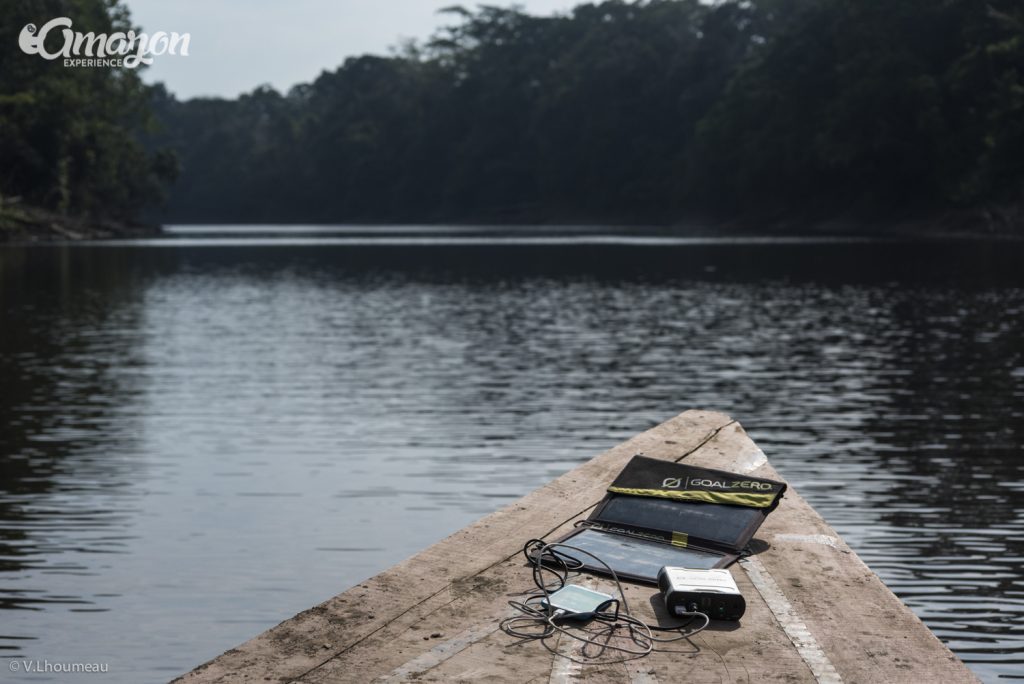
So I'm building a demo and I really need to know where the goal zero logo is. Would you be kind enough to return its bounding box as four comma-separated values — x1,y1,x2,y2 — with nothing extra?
19,17,190,68
691,478,775,491
661,476,773,491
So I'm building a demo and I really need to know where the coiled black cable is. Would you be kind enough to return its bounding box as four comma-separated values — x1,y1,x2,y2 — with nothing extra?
498,539,709,663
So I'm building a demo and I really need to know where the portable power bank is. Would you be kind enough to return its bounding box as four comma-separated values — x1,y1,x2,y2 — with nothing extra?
658,566,746,621
541,585,615,618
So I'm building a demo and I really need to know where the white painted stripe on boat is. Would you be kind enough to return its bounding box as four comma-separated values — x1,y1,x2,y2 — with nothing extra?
547,636,584,683
625,662,660,684
548,577,597,683
774,533,841,549
741,555,843,684
376,620,499,682
734,446,768,473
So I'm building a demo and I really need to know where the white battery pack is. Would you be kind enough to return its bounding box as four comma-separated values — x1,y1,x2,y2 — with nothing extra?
657,566,745,621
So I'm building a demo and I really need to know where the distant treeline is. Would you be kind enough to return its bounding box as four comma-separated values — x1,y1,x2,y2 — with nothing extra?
151,0,1024,225
3,1,1023,227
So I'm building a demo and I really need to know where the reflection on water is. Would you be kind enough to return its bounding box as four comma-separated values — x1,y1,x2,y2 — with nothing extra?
0,235,1022,682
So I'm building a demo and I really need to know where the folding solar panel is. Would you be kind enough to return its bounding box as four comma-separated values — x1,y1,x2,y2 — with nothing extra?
547,456,786,583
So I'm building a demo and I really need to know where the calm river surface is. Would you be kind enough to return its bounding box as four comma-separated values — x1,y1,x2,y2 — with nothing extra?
0,227,1022,682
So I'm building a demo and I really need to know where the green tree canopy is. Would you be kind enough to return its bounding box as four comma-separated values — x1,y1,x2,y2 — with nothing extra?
0,0,175,221
5,0,1024,227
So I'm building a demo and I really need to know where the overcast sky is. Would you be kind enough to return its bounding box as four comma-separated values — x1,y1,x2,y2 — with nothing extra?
124,1,581,99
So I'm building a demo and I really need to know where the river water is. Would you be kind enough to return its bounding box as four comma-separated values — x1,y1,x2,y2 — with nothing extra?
0,228,1022,682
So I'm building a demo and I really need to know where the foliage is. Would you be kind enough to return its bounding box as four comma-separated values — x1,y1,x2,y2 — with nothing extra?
690,0,1024,217
0,0,176,221
5,0,1024,225
152,0,786,223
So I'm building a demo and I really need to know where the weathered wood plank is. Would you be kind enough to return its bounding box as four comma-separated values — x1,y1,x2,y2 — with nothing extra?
175,410,978,684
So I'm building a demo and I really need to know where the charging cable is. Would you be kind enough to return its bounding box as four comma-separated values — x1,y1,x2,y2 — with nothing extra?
499,539,708,663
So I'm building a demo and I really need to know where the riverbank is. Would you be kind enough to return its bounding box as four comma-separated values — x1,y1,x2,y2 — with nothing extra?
711,202,1024,239
0,200,160,244
157,202,1024,240
3,199,1021,244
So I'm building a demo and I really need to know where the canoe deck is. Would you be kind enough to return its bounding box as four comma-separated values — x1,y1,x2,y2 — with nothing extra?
175,410,978,683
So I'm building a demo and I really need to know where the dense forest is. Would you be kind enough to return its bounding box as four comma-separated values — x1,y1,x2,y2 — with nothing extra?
0,0,175,232
149,0,1024,226
3,0,1024,229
